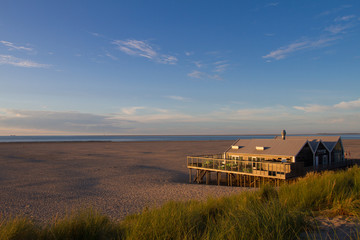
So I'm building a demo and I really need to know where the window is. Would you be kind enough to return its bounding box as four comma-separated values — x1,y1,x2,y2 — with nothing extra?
269,171,277,176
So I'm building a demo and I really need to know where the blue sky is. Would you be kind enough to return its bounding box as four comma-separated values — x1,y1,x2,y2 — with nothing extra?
0,1,359,135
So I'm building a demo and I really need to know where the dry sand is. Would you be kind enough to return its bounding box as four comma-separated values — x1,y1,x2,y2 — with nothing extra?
0,140,244,222
0,139,359,226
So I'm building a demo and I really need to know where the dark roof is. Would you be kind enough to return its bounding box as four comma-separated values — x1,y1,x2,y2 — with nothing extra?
274,136,341,152
226,139,308,157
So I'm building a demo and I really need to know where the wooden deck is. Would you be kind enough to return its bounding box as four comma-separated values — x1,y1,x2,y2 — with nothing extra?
187,154,351,188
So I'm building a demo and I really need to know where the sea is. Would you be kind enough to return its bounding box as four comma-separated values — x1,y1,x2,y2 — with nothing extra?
0,134,359,143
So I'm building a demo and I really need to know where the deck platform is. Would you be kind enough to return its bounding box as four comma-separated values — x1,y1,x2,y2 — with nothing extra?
187,154,352,188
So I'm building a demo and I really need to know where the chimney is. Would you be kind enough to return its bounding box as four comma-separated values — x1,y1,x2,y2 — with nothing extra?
281,129,286,140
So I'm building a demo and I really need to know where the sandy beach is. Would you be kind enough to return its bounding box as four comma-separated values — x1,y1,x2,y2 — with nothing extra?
0,139,359,222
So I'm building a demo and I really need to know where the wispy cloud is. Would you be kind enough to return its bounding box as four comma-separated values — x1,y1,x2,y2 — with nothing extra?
166,95,190,102
0,55,50,68
0,40,33,51
158,55,177,64
107,106,198,125
185,51,193,56
334,98,360,109
0,109,133,135
193,61,203,68
188,58,229,80
325,23,353,34
263,37,339,60
213,61,229,73
112,39,177,65
265,33,275,37
293,104,331,113
335,15,356,22
105,52,118,60
209,74,223,81
265,2,279,7
294,98,360,112
89,32,101,37
317,5,352,17
213,60,227,65
113,39,156,59
263,10,358,61
188,70,204,79
122,106,145,115
202,105,300,123
187,70,223,81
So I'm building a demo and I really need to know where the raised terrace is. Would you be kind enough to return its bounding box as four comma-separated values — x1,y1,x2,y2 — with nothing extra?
187,132,352,187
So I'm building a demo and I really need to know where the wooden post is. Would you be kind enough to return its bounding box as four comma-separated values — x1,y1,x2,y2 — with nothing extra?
189,169,192,183
217,172,221,185
206,171,211,185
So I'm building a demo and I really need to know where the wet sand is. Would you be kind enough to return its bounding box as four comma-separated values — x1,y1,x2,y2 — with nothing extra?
0,139,358,222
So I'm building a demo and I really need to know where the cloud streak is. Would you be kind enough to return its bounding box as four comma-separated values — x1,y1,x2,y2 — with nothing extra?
334,98,360,109
0,109,133,134
187,70,203,79
335,15,356,22
262,37,339,60
0,40,33,51
213,61,229,73
121,106,145,115
263,11,358,60
105,52,118,60
265,2,279,7
166,95,190,102
187,58,229,80
325,23,353,34
294,98,360,112
0,55,50,68
112,39,177,64
187,70,222,81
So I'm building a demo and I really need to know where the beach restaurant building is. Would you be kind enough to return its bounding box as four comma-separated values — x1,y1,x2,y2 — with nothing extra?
187,132,346,187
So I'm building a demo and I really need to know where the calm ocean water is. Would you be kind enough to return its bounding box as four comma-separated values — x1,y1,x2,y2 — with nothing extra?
0,134,359,143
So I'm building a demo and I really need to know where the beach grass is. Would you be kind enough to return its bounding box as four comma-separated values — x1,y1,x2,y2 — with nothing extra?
1,166,360,239
0,216,39,240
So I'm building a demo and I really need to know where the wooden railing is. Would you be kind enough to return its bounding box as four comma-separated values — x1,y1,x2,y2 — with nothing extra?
187,155,354,180
187,155,295,179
